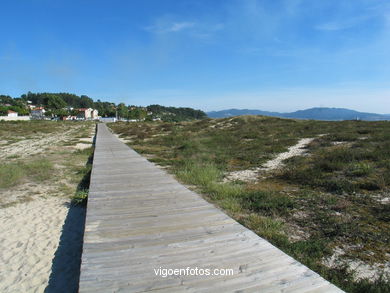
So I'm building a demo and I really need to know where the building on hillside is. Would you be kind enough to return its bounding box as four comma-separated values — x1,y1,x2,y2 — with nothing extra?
92,109,99,119
77,108,99,120
31,107,46,119
7,110,18,117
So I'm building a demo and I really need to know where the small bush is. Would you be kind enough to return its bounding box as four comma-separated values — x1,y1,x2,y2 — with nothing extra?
243,190,295,215
205,182,243,200
358,177,384,191
321,178,355,194
175,161,221,186
244,214,287,244
347,162,373,177
288,239,331,260
71,189,88,206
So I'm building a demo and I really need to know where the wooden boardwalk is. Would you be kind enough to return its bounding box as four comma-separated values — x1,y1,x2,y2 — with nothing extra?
79,123,343,293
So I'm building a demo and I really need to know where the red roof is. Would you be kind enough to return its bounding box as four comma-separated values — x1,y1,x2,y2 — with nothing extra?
7,110,17,113
78,108,89,111
34,107,45,110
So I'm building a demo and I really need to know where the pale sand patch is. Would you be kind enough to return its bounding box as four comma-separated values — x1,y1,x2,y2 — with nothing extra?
71,126,95,150
0,196,85,293
74,143,92,150
262,137,315,171
323,247,390,281
209,118,237,129
225,137,315,182
224,169,259,182
0,183,55,208
114,133,132,144
0,127,85,160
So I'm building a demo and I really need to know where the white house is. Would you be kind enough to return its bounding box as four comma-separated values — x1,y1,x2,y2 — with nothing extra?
31,107,46,119
77,108,99,120
7,110,18,117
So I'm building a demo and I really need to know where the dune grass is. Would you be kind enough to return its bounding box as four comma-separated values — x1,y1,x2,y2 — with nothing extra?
0,121,95,207
0,159,54,188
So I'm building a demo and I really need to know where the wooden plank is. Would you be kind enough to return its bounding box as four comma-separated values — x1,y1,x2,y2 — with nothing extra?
79,123,343,292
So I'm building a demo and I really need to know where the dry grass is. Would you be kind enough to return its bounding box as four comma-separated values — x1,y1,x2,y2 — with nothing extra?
0,121,95,207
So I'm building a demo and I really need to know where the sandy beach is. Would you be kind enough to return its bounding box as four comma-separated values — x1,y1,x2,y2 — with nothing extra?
0,195,85,292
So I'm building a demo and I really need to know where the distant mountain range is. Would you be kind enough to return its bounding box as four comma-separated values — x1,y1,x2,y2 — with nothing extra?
207,107,390,121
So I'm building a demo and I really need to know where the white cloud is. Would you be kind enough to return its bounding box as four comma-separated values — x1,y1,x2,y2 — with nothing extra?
144,21,195,34
144,15,224,39
169,22,195,32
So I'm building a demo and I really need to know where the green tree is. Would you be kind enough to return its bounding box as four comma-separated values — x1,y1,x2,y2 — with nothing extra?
0,106,8,115
9,105,29,115
80,95,94,108
0,95,14,105
45,95,66,110
128,107,147,120
55,109,69,117
117,103,128,119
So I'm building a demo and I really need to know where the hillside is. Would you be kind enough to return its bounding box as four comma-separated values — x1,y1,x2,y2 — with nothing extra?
208,107,390,121
146,104,207,121
0,92,206,122
207,109,281,118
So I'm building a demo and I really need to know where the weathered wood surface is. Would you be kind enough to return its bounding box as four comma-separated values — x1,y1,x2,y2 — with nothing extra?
79,123,343,293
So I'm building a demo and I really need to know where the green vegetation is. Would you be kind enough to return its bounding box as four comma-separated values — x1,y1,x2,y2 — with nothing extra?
0,120,92,140
0,159,53,188
71,189,89,206
109,117,390,292
146,104,207,121
0,95,30,115
1,92,207,122
279,130,390,194
0,121,95,207
71,148,94,206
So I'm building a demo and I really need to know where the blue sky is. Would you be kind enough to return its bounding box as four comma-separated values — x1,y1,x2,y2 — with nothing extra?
1,0,390,113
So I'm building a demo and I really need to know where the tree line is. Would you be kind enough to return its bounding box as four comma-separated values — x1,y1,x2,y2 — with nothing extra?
0,92,207,121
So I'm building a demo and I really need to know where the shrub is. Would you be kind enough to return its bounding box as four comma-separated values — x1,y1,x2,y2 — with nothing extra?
71,189,88,206
347,162,373,177
243,190,295,215
175,161,221,186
